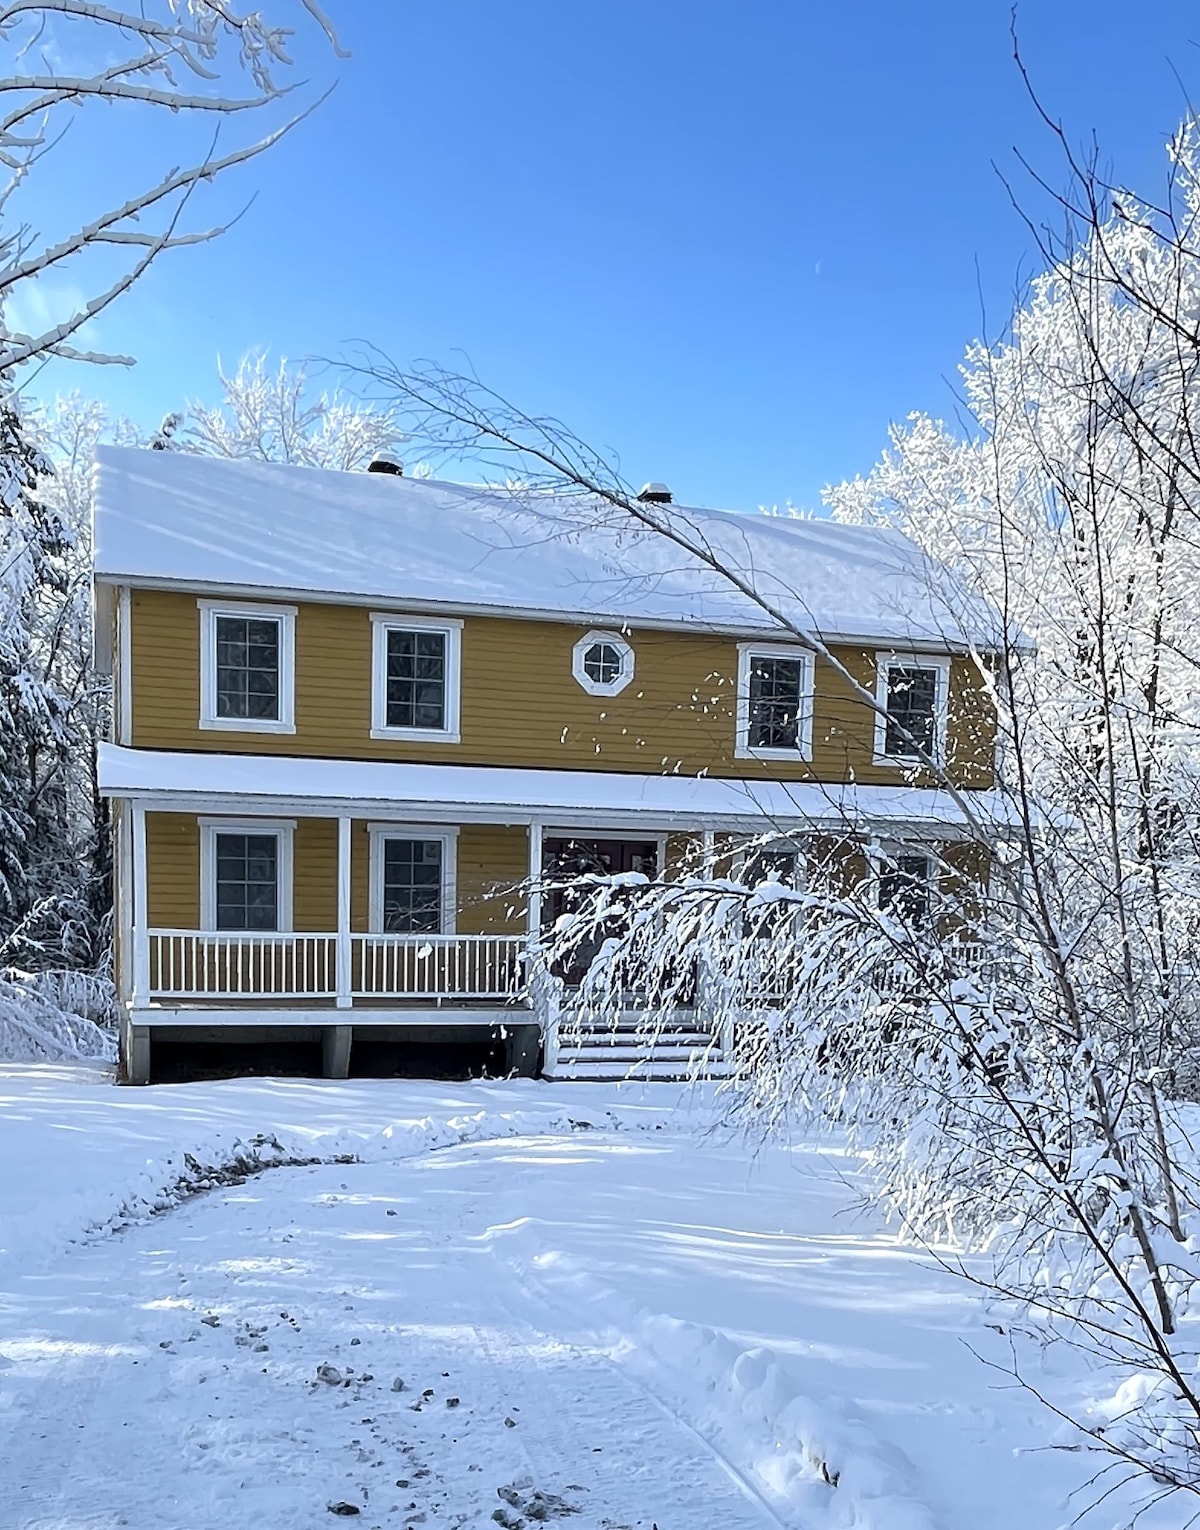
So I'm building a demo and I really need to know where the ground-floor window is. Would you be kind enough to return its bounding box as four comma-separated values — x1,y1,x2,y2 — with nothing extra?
877,846,935,926
199,819,295,931
368,827,458,934
741,843,803,937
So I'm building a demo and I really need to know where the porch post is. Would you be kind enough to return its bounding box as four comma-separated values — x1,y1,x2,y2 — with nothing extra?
131,801,149,1008
526,820,557,1072
701,829,715,872
526,821,543,947
336,815,352,1009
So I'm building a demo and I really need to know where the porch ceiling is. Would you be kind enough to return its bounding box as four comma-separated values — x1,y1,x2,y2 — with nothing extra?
97,743,1016,836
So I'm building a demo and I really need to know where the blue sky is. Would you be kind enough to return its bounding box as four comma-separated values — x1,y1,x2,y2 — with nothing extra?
15,1,1200,509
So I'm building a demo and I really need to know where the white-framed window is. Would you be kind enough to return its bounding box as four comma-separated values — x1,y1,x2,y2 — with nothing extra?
874,653,951,765
367,825,458,934
876,844,935,927
199,818,295,932
572,630,635,697
370,613,463,742
740,841,805,936
735,643,814,760
198,599,297,734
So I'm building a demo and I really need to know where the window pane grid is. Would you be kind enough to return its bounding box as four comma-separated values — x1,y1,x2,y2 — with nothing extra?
385,628,447,731
747,655,804,750
884,665,939,757
878,853,932,926
583,642,622,685
215,616,281,721
215,833,278,931
382,838,443,934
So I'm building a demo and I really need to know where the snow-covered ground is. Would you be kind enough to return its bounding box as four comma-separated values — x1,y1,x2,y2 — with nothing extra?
0,1065,1171,1529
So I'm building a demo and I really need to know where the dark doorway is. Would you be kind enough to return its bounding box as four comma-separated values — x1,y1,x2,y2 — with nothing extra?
542,837,659,986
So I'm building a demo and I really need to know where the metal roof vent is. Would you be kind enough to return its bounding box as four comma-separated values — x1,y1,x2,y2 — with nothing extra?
637,481,672,504
367,453,404,476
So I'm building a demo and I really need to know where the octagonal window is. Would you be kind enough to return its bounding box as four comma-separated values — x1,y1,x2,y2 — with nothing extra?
572,630,634,696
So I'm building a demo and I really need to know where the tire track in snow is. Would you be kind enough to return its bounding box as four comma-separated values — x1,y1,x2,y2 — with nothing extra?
480,1274,794,1530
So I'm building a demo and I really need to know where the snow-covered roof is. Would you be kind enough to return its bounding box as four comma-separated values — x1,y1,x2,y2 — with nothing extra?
92,447,1000,647
97,743,1016,834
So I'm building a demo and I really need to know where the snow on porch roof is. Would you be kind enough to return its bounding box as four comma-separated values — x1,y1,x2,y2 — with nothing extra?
97,744,1016,834
92,446,1001,647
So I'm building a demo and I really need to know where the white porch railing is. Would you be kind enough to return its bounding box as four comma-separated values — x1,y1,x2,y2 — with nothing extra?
149,930,339,1000
144,929,995,1010
145,929,526,1004
352,934,525,1000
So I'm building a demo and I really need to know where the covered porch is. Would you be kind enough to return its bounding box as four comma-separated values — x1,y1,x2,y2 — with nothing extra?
98,743,1007,1082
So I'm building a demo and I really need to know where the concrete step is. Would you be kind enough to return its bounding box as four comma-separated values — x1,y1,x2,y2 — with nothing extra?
556,1032,715,1049
546,1057,733,1081
554,1042,721,1061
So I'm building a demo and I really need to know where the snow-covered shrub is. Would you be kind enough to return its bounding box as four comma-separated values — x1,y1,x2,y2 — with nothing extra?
0,969,115,1063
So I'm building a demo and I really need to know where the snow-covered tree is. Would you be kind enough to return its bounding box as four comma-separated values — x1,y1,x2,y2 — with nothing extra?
0,354,399,976
172,353,403,471
0,394,140,969
0,391,100,963
826,118,1200,1091
347,124,1200,1496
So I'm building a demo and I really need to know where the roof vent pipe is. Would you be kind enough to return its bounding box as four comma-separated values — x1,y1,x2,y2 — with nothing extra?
367,453,404,476
638,482,672,504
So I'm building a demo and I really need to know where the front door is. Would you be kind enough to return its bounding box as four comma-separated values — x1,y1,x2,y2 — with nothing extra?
542,837,659,986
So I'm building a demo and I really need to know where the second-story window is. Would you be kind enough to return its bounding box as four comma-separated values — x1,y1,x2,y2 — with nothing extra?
572,630,634,696
198,600,296,734
735,644,814,759
370,613,463,742
216,616,279,719
875,655,950,764
386,629,446,729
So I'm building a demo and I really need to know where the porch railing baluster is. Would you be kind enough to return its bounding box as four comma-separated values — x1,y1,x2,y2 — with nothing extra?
145,930,531,1004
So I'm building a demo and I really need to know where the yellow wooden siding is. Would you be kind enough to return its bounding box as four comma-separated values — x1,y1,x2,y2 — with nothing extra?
294,819,337,930
141,814,990,953
457,825,528,934
146,812,200,927
128,588,995,786
148,815,529,934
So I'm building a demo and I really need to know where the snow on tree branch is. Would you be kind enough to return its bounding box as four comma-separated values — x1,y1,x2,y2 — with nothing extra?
0,1,343,374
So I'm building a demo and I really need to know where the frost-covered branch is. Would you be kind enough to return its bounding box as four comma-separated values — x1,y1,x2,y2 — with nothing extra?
0,1,342,374
343,107,1200,1505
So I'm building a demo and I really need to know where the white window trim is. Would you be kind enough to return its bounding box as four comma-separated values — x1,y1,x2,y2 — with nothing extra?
734,643,814,761
198,817,296,933
367,824,459,935
198,599,297,735
117,585,132,746
873,652,951,766
735,837,807,883
735,838,806,936
370,612,463,743
873,841,936,914
572,630,635,697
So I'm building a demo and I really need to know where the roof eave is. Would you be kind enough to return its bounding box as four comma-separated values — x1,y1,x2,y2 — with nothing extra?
91,570,1002,654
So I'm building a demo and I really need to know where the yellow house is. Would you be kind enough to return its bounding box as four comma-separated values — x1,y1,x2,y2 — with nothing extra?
93,448,1006,1083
